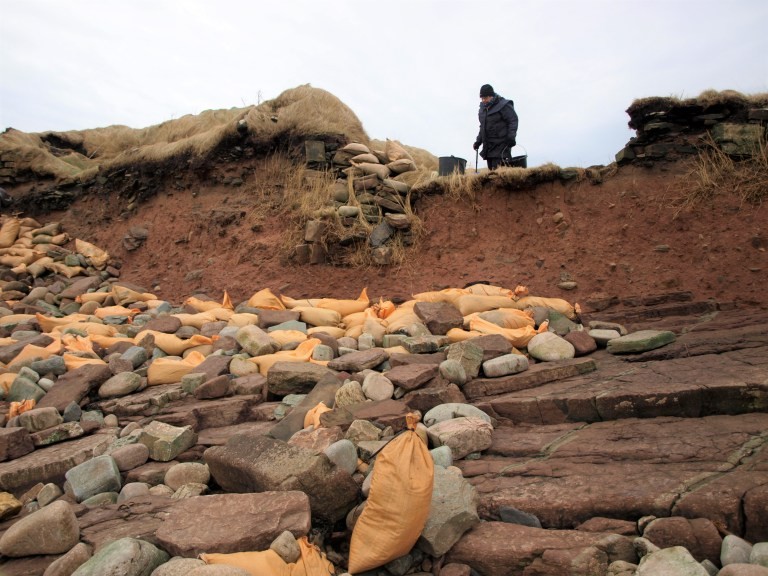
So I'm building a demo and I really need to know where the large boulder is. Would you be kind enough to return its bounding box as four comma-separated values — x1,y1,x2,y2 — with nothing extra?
204,432,359,523
267,362,336,396
65,454,122,502
0,500,79,557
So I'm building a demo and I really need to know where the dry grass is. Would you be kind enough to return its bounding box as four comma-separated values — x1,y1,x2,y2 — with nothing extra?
0,84,369,184
672,133,768,213
628,89,768,116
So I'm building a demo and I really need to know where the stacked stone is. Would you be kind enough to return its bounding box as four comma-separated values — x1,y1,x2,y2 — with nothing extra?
0,151,16,186
297,140,418,266
616,94,768,164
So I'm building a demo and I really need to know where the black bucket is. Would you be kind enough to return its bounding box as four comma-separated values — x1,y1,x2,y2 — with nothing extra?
507,155,527,168
438,156,467,176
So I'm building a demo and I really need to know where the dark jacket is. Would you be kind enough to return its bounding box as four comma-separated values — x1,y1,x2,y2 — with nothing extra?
475,95,518,159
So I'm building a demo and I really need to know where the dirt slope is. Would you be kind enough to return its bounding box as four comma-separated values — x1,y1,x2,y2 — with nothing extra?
32,158,767,311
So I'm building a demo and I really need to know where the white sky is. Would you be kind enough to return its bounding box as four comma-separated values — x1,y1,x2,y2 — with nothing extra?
1,0,767,168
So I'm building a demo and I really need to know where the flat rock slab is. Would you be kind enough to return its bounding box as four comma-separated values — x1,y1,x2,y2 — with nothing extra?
464,357,597,400
150,395,265,431
78,495,178,552
93,384,184,418
0,433,116,495
607,329,676,354
446,521,636,576
484,349,768,424
196,421,274,446
154,492,311,557
458,413,768,535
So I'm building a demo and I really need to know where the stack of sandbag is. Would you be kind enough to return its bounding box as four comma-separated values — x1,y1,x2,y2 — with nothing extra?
329,140,418,225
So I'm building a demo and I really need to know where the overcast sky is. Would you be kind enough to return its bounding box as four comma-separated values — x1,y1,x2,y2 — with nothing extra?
1,0,766,168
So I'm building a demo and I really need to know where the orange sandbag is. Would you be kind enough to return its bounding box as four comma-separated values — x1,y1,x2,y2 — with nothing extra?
282,288,369,317
248,338,320,376
269,330,308,347
454,294,518,316
147,350,206,385
75,238,109,269
8,344,56,367
184,293,234,312
292,306,341,328
36,313,90,333
63,353,106,371
111,285,157,305
463,283,514,297
306,326,345,339
303,401,331,429
468,316,540,348
513,295,580,319
201,549,288,576
0,217,21,248
0,373,16,394
201,536,334,576
135,330,213,356
92,305,140,319
445,328,483,343
76,291,112,304
8,399,36,419
247,288,285,310
61,334,95,353
464,308,535,330
348,413,434,573
412,288,466,304
51,322,118,337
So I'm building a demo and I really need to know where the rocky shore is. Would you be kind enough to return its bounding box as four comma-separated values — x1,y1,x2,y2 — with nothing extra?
1,216,767,576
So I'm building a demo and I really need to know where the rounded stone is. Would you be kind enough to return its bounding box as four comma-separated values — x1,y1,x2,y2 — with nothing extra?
164,462,211,491
527,331,576,362
0,500,79,557
323,439,358,475
98,372,143,398
361,372,394,401
117,482,151,503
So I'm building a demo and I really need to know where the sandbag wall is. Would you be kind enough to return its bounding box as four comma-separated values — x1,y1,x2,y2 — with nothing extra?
616,94,768,164
297,140,421,266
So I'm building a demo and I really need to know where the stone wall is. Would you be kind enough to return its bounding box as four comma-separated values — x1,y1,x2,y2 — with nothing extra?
616,93,768,165
0,150,17,185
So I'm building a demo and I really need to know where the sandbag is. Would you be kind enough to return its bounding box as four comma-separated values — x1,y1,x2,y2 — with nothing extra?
185,292,234,312
307,326,345,339
350,153,380,165
282,288,369,317
8,399,36,419
47,262,85,278
172,310,220,329
35,313,91,333
514,295,580,319
147,350,206,385
63,353,106,371
348,413,433,573
135,330,213,356
0,248,43,267
0,373,16,394
0,217,21,248
26,256,54,278
387,158,416,174
303,401,331,429
384,139,414,163
268,329,308,347
355,162,390,180
412,288,466,304
342,142,371,155
454,294,518,316
247,288,286,310
249,338,320,376
201,536,334,576
75,238,109,269
468,316,541,348
293,306,341,328
362,311,386,346
111,285,157,305
227,312,260,327
51,322,118,338
463,283,515,297
76,292,112,304
92,305,140,319
464,308,535,330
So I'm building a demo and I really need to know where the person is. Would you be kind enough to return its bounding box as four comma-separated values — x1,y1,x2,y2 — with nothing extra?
473,84,519,170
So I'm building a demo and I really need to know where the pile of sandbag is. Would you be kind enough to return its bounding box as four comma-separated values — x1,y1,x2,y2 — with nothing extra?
0,215,113,282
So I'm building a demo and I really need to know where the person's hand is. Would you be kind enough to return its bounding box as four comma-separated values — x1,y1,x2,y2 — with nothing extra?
473,141,481,151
